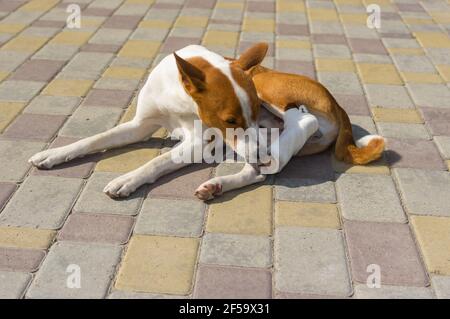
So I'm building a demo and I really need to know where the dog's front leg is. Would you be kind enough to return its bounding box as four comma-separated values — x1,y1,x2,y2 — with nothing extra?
103,140,196,198
195,162,265,200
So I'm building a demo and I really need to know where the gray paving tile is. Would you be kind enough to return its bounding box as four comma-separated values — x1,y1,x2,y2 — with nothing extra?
275,178,336,203
0,81,46,102
24,96,81,115
431,276,450,299
353,284,434,299
0,271,31,299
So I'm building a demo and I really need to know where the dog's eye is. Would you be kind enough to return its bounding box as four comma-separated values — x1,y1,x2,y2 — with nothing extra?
225,117,237,125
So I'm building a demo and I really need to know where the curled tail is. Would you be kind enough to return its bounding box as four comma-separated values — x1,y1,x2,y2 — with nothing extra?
334,102,385,165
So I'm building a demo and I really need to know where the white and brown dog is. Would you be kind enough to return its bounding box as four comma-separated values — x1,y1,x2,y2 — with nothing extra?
29,43,384,200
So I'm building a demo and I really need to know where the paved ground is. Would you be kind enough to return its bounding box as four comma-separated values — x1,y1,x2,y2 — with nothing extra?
0,0,450,299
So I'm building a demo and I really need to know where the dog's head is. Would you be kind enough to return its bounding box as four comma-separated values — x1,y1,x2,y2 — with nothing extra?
174,43,268,141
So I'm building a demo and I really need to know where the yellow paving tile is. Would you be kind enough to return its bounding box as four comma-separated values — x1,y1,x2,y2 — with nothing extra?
174,16,208,28
334,0,362,4
411,216,450,275
125,0,155,4
0,71,8,82
43,79,94,97
436,65,450,82
387,48,424,56
275,202,340,229
1,36,48,52
308,8,339,21
82,18,104,28
372,108,423,123
401,72,443,84
276,39,311,49
315,59,355,72
0,102,26,133
103,67,146,80
340,13,367,25
203,31,238,47
447,160,450,171
138,20,172,29
0,226,55,249
20,0,58,11
403,18,434,25
429,12,450,24
216,1,244,9
362,0,391,5
206,185,272,235
357,63,403,85
276,1,305,12
115,235,199,294
118,40,160,58
0,24,27,33
414,32,450,48
51,31,92,45
95,147,160,173
331,155,390,175
119,101,137,123
242,18,275,32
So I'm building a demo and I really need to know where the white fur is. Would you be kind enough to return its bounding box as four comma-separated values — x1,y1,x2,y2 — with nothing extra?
355,134,383,148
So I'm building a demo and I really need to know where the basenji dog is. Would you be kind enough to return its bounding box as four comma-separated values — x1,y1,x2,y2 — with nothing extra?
29,42,384,200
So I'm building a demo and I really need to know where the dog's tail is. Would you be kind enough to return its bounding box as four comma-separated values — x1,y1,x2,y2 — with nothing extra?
334,101,385,165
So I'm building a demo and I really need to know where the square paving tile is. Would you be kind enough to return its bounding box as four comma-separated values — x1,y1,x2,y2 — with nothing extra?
0,80,46,102
0,227,55,249
0,247,45,272
275,178,336,203
9,59,64,82
420,107,450,135
2,114,66,142
431,276,450,299
345,221,428,286
275,202,340,229
0,271,31,299
24,96,81,115
193,265,272,299
83,88,134,108
348,38,388,55
354,284,433,299
0,183,16,211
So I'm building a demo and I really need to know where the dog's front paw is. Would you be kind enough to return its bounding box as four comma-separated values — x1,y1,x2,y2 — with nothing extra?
28,148,71,169
194,182,222,201
103,175,139,198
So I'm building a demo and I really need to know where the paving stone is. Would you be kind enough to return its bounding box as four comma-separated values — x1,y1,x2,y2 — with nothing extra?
420,107,450,135
275,178,336,203
394,168,450,217
334,94,370,116
434,136,450,159
147,164,213,199
0,80,46,102
95,146,159,173
59,106,122,138
59,52,114,80
345,221,428,286
43,79,93,97
0,247,45,272
313,44,351,58
357,63,403,85
33,43,80,61
317,72,363,95
0,175,83,229
0,183,16,211
58,213,134,244
200,233,271,268
348,38,388,55
392,55,437,73
336,174,406,222
119,40,160,58
386,138,446,170
431,276,450,299
275,227,352,296
354,284,434,299
9,59,64,82
24,96,81,115
2,114,66,142
83,88,134,109
407,84,450,108
193,264,272,299
2,35,48,52
115,235,199,294
135,198,205,237
26,242,122,299
103,15,142,29
0,227,55,249
74,172,144,216
81,43,121,53
160,36,200,53
376,122,431,139
0,271,31,299
89,28,132,45
372,108,423,123
51,31,92,46
0,140,45,182
275,202,340,229
277,151,335,180
108,290,186,299
364,84,414,108
206,185,272,235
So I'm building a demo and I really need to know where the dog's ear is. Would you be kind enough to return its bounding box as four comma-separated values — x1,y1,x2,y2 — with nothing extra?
174,52,206,93
233,42,268,71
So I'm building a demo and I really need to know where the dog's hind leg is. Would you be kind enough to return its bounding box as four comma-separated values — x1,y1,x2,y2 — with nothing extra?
29,118,159,169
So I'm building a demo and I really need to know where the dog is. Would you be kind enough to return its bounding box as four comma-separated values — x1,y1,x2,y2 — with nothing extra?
29,42,384,200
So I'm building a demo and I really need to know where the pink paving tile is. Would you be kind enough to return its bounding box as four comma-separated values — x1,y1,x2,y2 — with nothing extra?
247,1,275,12
83,7,115,17
2,114,67,142
103,15,142,29
275,291,349,299
381,12,402,20
58,213,134,244
0,182,16,211
277,24,309,36
161,37,201,53
186,0,216,9
147,164,213,199
334,94,370,116
380,33,412,39
194,265,272,299
32,20,66,28
56,1,88,9
210,19,241,25
239,41,274,57
386,138,447,170
311,34,347,45
275,60,316,79
276,150,334,180
348,38,388,55
0,247,45,272
152,3,182,9
83,89,134,108
9,59,65,82
32,136,100,178
420,107,450,136
345,221,428,286
0,0,26,12
396,3,425,12
81,43,121,53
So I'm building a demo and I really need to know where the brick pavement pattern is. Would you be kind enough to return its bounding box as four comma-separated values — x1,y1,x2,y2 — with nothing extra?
0,0,449,299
